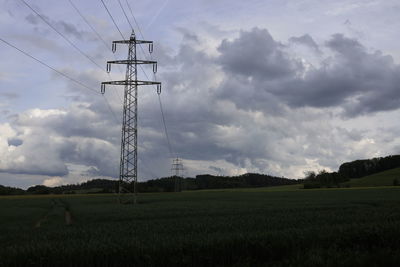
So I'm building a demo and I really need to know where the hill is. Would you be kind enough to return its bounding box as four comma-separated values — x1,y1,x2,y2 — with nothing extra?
342,167,400,187
0,173,300,195
303,154,400,189
339,154,400,178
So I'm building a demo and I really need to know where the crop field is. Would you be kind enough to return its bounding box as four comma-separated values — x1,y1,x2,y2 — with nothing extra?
1,187,400,266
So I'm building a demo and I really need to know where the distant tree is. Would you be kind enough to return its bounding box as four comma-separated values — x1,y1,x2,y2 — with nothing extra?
303,170,348,189
0,185,25,195
339,155,400,179
304,171,316,181
27,185,51,194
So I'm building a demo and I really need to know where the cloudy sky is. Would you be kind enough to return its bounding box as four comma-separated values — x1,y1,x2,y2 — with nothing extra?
0,0,399,188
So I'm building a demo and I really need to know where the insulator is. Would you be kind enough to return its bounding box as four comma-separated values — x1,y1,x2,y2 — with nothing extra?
106,63,111,73
153,63,157,74
149,43,153,54
112,43,116,53
157,84,161,95
101,84,105,94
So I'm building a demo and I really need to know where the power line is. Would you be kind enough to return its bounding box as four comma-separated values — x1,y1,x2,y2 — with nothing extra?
98,1,162,133
100,0,125,40
123,1,176,159
103,0,153,92
66,0,124,104
125,0,145,41
0,37,97,94
19,0,104,72
158,94,174,157
63,0,123,125
102,95,121,125
67,0,110,51
22,0,123,112
123,0,153,62
117,0,133,31
0,36,121,125
144,0,169,31
98,0,176,172
102,32,162,204
106,1,179,182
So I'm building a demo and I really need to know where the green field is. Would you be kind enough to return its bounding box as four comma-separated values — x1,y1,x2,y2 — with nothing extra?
1,187,400,266
343,168,400,187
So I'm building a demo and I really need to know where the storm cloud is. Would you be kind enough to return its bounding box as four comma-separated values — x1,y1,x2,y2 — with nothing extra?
0,12,400,188
215,29,400,116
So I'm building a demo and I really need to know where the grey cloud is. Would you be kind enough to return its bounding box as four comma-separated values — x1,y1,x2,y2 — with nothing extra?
176,27,200,43
0,92,19,99
2,165,68,177
0,88,121,178
7,138,22,147
56,21,84,40
25,14,40,25
0,173,48,189
216,30,400,116
2,26,400,185
25,14,85,40
325,33,363,56
217,27,301,80
209,166,223,174
152,28,400,177
289,34,321,53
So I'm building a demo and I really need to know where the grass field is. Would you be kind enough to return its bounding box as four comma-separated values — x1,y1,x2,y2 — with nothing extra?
342,168,400,187
1,187,400,266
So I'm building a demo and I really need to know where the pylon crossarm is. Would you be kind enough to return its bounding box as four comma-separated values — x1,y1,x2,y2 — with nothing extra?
102,80,161,86
101,81,161,94
107,60,157,65
112,39,154,54
106,60,158,73
113,40,153,44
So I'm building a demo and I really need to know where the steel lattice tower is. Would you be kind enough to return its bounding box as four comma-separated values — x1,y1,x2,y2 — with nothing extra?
172,158,184,192
101,30,161,204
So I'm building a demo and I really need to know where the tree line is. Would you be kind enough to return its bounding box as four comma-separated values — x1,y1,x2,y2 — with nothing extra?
338,155,400,178
0,173,300,195
3,154,399,195
304,154,400,189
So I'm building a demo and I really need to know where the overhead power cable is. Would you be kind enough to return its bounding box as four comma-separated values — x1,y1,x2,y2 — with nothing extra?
102,0,153,90
99,0,175,161
124,0,145,41
67,0,110,50
0,36,121,124
100,0,125,40
122,0,176,158
121,0,152,62
66,0,124,104
0,37,97,94
22,0,123,114
117,0,134,31
158,94,174,157
102,95,121,124
19,0,104,72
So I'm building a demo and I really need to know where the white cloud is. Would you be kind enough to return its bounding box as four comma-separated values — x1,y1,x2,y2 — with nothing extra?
42,176,63,187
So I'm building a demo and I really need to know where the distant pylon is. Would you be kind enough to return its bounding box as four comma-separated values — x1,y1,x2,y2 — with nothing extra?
101,30,161,204
171,158,184,192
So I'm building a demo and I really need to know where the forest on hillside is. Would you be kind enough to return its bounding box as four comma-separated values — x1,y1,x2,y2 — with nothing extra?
304,155,400,188
0,173,299,195
2,155,400,195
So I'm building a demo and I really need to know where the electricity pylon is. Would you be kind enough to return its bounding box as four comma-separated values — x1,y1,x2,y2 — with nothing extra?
171,158,184,192
101,30,161,204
